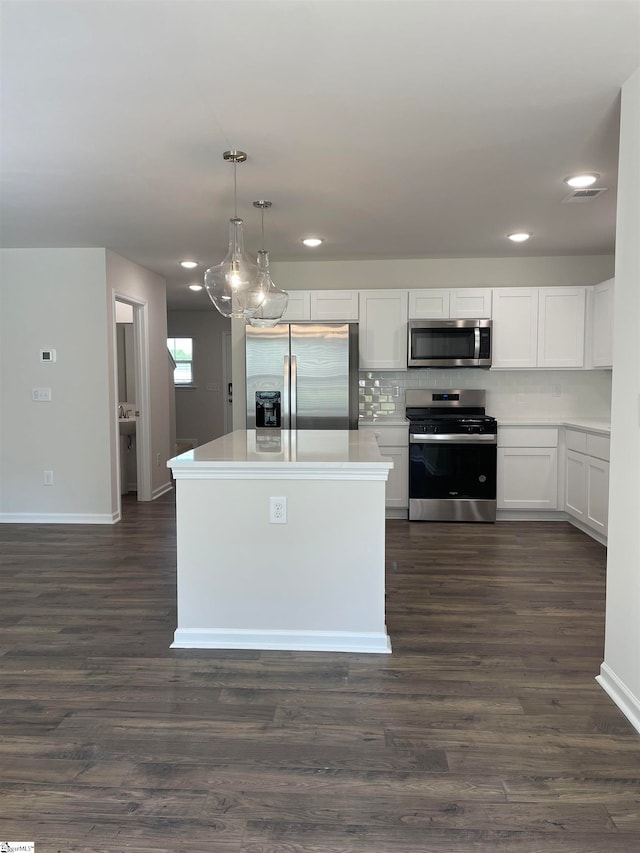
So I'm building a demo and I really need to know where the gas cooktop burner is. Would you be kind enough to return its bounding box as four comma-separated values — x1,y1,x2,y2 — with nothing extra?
405,389,497,434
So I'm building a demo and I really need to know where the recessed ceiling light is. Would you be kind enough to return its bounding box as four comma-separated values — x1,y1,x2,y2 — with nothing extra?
180,260,199,269
188,283,203,291
302,237,323,248
507,232,532,243
564,173,599,188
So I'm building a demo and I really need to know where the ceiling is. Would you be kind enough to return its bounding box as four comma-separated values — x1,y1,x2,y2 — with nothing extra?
2,1,639,310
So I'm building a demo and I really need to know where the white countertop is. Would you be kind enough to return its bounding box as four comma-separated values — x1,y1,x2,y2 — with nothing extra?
168,429,393,481
498,417,611,435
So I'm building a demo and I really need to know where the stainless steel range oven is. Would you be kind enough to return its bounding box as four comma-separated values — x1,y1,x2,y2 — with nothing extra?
406,389,497,523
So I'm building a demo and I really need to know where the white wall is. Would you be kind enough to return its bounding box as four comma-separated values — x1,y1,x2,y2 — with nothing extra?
0,249,114,521
0,247,171,522
268,255,615,291
106,251,172,503
599,67,640,731
167,309,231,445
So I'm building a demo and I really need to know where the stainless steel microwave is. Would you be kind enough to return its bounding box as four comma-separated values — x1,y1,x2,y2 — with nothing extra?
408,319,492,368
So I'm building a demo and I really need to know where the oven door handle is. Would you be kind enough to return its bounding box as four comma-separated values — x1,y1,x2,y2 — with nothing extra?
474,326,481,360
410,433,497,443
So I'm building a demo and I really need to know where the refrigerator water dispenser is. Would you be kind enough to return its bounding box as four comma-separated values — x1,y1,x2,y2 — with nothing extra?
255,391,281,428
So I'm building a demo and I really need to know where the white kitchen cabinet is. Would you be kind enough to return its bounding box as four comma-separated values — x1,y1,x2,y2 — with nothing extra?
280,291,311,322
492,286,586,369
310,290,359,321
359,290,408,370
491,288,538,368
360,423,408,513
280,290,359,322
497,427,558,510
590,278,614,368
408,288,492,319
565,428,610,539
537,287,586,368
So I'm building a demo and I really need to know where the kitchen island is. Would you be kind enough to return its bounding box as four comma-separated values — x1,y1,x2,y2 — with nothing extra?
167,430,393,653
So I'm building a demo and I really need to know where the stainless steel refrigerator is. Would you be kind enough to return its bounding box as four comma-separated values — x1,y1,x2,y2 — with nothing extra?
246,323,359,430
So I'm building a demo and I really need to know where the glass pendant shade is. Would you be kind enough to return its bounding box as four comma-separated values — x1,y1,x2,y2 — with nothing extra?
204,218,267,319
247,250,289,327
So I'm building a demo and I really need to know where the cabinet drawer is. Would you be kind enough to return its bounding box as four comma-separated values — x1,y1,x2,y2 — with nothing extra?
586,433,610,461
498,427,558,448
360,425,408,447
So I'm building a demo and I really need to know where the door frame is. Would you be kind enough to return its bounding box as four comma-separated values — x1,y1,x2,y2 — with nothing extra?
112,294,152,513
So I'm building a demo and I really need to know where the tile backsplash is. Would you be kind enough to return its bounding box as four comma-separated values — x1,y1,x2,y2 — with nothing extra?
358,368,612,421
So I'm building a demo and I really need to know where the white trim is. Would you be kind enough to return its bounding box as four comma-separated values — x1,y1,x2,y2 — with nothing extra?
0,512,118,524
497,510,566,521
133,300,152,502
596,663,640,735
171,628,392,654
152,481,174,500
170,462,391,481
567,516,607,546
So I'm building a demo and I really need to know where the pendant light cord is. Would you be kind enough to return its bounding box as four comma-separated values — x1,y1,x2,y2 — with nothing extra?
261,207,265,251
233,161,238,219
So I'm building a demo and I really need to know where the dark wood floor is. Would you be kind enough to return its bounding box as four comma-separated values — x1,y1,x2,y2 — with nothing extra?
1,493,639,852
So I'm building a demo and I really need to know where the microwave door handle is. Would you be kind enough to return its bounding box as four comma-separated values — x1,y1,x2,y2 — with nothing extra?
474,326,480,359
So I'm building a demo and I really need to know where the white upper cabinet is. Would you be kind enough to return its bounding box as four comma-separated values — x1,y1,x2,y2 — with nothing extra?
280,291,311,322
359,290,408,370
280,290,359,322
408,288,492,319
537,287,586,368
492,286,586,369
310,290,359,321
491,288,539,368
589,278,614,368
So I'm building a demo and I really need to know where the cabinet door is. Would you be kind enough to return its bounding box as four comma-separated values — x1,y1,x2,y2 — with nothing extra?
586,456,609,535
497,447,558,509
591,279,614,368
310,290,359,321
280,291,311,322
537,287,586,368
381,445,409,509
491,288,538,368
565,449,587,521
450,288,492,319
408,289,450,319
359,290,408,370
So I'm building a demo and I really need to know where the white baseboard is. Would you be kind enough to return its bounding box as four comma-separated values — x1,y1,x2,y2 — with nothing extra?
496,510,566,521
171,627,392,654
152,481,174,500
596,662,640,735
0,511,118,524
567,516,607,546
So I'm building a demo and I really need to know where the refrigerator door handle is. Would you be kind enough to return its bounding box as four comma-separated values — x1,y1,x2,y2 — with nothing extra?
283,355,290,426
290,355,298,429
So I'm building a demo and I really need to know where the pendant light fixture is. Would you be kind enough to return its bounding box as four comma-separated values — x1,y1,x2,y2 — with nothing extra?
247,200,289,328
204,150,268,319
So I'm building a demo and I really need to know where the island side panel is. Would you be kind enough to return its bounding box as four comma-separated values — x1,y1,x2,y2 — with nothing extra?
172,476,390,652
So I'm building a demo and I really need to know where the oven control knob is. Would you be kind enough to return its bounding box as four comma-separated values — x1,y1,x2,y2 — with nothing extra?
479,474,487,483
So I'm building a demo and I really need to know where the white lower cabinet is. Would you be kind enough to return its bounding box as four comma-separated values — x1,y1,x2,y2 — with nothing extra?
565,429,609,538
497,427,558,510
360,424,408,512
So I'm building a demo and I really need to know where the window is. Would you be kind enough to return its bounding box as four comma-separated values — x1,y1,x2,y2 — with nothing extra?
167,337,194,386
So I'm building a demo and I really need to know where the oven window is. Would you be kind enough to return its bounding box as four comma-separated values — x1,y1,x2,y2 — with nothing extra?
409,443,497,499
411,328,476,360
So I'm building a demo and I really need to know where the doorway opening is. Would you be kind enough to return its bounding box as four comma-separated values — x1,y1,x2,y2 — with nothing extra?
114,296,152,517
